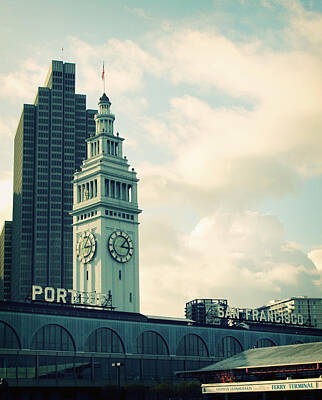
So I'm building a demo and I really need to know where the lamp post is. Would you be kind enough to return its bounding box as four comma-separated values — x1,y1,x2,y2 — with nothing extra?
112,362,122,399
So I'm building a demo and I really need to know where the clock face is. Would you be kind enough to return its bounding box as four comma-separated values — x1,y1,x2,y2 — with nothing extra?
76,232,96,263
108,231,134,263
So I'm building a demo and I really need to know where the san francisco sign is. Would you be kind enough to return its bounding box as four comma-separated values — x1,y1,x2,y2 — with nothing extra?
216,305,304,325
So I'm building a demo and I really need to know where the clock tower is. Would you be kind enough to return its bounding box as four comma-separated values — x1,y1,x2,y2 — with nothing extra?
72,93,141,312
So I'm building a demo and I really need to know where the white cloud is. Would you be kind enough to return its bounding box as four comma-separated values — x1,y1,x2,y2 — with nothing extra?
140,211,321,317
308,248,322,271
68,36,161,97
0,178,12,223
0,59,47,102
136,8,322,212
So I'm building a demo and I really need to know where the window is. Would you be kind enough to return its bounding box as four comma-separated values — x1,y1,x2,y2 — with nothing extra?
0,321,21,349
30,324,75,351
176,334,209,357
136,331,169,355
255,338,276,348
217,336,242,358
84,328,124,353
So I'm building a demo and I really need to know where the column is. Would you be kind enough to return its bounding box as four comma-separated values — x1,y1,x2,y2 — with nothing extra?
94,180,97,197
90,181,93,199
76,185,81,203
132,184,137,203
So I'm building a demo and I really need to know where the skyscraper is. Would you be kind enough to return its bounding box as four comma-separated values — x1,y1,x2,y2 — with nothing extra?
10,60,96,301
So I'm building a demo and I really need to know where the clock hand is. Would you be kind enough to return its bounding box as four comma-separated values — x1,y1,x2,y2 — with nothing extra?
120,239,129,249
83,237,91,248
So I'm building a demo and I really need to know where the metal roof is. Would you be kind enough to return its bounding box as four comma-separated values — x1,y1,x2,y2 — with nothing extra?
187,342,322,374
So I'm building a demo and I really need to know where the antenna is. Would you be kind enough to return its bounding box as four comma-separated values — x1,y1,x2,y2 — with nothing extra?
62,47,64,63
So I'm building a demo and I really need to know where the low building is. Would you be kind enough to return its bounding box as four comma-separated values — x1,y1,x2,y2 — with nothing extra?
177,342,322,399
0,300,322,396
185,299,228,325
257,297,322,329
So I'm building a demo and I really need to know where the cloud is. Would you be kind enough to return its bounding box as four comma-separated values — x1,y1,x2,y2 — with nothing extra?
68,36,161,97
0,59,47,102
308,248,322,271
140,211,321,317
136,6,322,213
0,177,12,223
124,6,155,21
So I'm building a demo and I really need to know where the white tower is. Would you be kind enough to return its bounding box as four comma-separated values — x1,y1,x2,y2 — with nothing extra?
72,93,141,312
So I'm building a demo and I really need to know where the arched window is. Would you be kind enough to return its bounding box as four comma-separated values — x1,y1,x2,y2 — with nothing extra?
0,321,21,349
176,334,209,357
217,336,243,358
30,324,75,351
85,328,125,353
136,331,169,355
255,338,276,348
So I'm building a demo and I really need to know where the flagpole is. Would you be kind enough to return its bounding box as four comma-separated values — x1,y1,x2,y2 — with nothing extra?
102,61,105,93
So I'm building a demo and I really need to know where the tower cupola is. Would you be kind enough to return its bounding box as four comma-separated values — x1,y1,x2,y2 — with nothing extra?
95,92,115,135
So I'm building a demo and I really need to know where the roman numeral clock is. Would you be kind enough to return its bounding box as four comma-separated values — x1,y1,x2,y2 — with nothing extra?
71,92,141,313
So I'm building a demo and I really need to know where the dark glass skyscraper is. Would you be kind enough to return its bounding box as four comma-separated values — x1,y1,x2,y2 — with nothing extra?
11,60,96,301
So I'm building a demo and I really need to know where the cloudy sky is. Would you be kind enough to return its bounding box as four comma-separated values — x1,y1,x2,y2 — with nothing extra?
1,0,322,317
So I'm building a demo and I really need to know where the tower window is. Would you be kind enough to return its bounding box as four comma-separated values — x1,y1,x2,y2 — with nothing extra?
105,179,109,196
119,270,122,280
116,182,120,199
86,271,88,281
129,293,132,303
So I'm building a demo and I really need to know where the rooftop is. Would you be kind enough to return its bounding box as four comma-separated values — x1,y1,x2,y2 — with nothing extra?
191,342,322,374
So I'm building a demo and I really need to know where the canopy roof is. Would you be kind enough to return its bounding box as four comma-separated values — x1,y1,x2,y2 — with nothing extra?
179,342,322,376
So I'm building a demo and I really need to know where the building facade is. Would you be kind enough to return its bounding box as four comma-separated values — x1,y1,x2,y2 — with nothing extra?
0,221,12,301
257,297,322,329
10,60,96,302
0,301,321,390
72,93,140,312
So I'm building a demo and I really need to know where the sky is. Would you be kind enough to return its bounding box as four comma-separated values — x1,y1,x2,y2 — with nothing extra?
0,0,322,317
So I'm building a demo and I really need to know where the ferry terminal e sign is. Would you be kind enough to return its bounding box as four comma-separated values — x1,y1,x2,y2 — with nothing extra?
202,378,322,394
